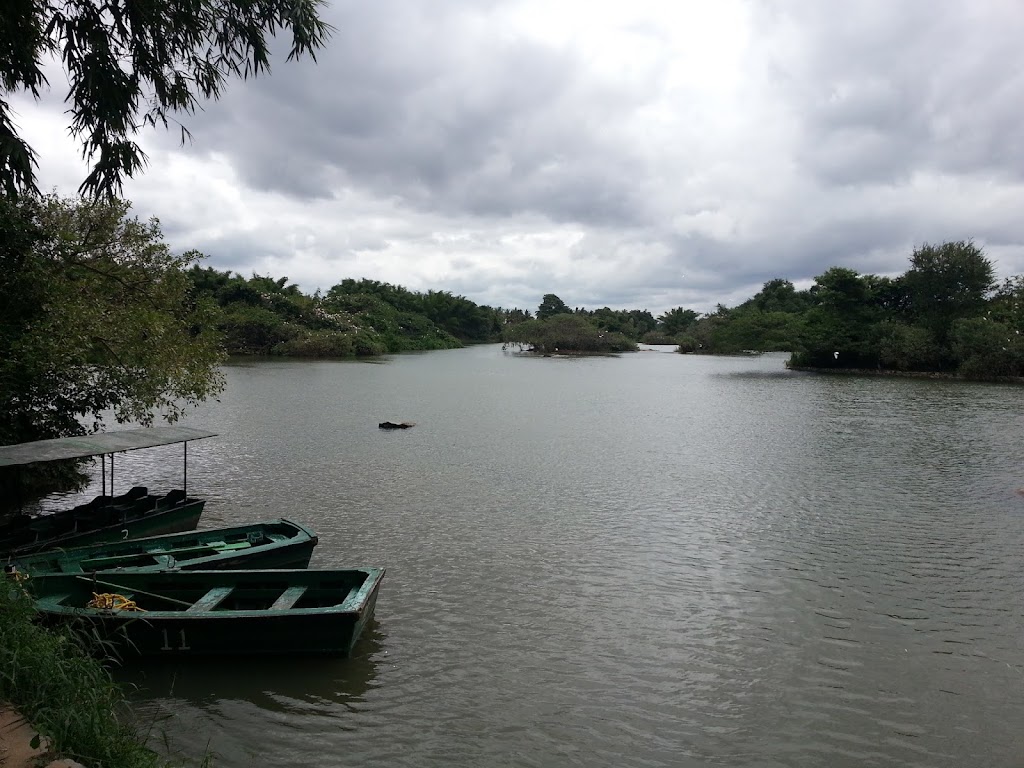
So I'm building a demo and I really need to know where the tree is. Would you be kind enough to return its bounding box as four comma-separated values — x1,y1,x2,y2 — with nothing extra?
751,279,811,314
503,308,533,325
0,194,225,450
625,309,657,338
791,268,883,368
813,267,871,312
658,307,699,336
537,293,571,320
1,0,331,198
903,240,995,344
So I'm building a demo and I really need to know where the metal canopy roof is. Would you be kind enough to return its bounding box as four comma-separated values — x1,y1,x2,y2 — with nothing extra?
0,427,217,467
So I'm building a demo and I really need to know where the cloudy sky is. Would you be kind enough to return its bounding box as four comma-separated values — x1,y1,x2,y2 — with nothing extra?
14,0,1024,315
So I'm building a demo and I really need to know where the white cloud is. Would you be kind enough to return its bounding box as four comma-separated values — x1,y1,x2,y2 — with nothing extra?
10,0,1024,315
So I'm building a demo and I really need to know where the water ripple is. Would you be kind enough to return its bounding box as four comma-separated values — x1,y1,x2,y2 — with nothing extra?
102,349,1024,767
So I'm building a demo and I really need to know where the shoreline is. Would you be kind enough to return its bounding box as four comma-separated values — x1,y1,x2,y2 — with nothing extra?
0,705,82,768
786,365,1024,385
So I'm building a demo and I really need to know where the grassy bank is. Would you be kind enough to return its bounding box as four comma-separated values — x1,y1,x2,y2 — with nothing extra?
0,576,187,767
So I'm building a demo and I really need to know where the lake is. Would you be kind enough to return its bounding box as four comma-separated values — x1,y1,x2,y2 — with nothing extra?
70,345,1024,767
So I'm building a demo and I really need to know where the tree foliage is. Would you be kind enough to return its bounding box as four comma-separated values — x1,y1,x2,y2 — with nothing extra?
0,195,225,499
658,307,700,336
186,272,513,356
665,242,1022,379
752,279,812,314
537,293,571,320
503,315,636,354
0,0,332,198
127,239,1024,380
0,195,225,447
902,240,995,343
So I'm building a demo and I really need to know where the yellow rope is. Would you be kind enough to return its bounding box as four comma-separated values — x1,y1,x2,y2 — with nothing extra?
4,565,30,596
87,592,146,612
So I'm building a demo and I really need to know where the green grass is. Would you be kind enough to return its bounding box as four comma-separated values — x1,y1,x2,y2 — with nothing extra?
0,578,205,767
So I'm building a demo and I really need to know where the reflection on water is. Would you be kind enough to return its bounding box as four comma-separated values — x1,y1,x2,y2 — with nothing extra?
52,347,1024,767
120,622,385,707
121,624,386,766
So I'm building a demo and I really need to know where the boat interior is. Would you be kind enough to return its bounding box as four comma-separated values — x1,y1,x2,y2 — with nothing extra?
42,572,372,613
8,521,308,575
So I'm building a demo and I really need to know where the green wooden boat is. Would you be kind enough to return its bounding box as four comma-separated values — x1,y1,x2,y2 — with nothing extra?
0,487,205,555
7,519,318,575
25,567,385,657
0,427,216,555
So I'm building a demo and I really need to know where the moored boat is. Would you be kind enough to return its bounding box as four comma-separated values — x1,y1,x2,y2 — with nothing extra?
25,567,385,657
0,486,205,555
0,427,215,555
7,518,319,575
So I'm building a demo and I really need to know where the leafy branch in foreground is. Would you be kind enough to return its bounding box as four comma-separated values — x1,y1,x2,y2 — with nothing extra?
0,0,332,198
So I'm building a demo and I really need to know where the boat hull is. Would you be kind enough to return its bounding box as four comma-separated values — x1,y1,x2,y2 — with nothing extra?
71,610,373,656
28,568,384,657
10,519,318,575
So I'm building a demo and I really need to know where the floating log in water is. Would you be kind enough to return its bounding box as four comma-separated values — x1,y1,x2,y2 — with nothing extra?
378,421,415,430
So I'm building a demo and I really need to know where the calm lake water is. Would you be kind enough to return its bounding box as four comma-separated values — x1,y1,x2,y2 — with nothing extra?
68,345,1024,767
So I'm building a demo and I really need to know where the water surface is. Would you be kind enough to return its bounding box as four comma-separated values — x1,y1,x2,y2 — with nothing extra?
70,346,1024,767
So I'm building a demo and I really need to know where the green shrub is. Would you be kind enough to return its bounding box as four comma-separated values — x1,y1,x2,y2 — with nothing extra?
271,330,358,357
675,335,698,354
503,315,637,353
879,324,944,371
951,317,1024,378
0,581,166,767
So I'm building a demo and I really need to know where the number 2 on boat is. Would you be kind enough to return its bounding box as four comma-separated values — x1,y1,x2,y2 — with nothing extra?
160,628,191,651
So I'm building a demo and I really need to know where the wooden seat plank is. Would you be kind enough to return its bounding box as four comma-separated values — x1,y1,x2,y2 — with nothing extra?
271,585,307,610
187,586,233,612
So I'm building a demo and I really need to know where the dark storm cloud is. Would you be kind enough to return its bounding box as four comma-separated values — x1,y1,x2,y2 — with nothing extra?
16,0,1024,314
154,0,656,227
184,233,291,272
764,1,1024,187
125,0,1024,311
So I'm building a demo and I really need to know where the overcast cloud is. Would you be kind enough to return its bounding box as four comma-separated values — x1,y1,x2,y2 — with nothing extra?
12,0,1024,315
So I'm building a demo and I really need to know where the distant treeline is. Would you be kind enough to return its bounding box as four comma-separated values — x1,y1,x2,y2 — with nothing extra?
188,270,507,355
189,240,1024,378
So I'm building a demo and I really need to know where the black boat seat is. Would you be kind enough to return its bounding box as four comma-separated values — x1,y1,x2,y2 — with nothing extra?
160,489,187,509
79,495,111,512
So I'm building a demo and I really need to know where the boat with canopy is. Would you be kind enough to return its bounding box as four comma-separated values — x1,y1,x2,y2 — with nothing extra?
0,427,215,554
